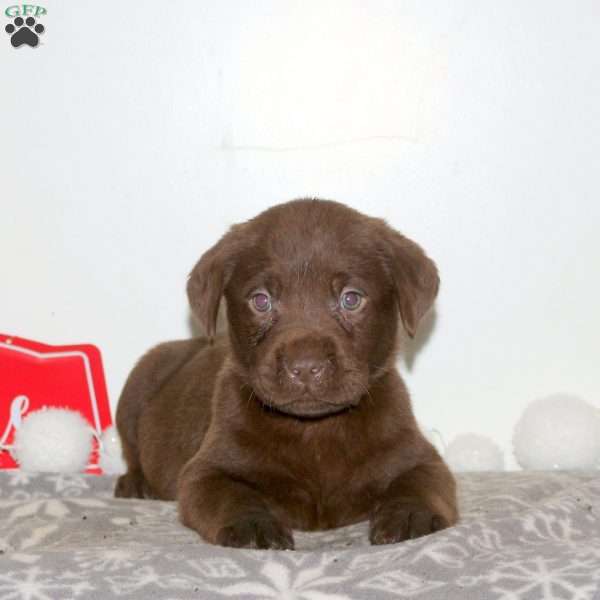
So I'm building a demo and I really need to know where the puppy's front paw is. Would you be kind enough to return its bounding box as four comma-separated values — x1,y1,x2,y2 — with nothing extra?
216,515,294,550
369,503,448,545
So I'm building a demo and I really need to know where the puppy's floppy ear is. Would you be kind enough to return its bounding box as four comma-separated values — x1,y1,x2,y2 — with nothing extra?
187,223,249,339
379,223,440,338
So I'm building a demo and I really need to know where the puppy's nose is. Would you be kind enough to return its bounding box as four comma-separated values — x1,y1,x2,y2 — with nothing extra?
286,358,327,383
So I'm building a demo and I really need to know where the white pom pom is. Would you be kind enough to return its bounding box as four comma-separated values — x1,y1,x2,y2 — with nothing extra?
445,433,504,472
513,394,600,470
13,408,93,473
98,425,126,474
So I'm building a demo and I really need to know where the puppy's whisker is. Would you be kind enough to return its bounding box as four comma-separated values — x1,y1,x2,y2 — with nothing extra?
247,389,256,409
356,381,375,407
371,364,391,377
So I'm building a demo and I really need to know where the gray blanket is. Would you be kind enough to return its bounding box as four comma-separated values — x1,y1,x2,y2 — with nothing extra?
1,471,599,599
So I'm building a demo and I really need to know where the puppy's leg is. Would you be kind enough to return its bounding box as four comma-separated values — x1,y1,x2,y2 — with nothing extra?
114,339,205,499
369,459,458,545
178,464,294,550
114,377,151,499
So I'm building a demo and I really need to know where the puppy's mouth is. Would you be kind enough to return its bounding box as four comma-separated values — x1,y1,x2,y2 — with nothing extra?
250,378,363,418
267,395,356,418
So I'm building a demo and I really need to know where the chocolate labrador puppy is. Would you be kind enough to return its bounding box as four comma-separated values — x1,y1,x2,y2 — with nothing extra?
115,198,458,549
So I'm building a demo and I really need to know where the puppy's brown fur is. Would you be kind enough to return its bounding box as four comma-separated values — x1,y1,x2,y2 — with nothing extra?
115,198,458,549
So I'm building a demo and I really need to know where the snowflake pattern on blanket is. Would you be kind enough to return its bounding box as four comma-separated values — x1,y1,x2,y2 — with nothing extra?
0,471,599,599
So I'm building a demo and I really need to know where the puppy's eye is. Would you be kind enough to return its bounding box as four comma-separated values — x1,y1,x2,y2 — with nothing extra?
340,290,363,311
251,292,272,313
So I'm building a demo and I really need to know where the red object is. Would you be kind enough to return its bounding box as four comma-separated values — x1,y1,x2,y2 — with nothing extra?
0,333,112,472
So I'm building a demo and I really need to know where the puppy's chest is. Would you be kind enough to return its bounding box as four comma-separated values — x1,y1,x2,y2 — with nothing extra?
271,428,385,529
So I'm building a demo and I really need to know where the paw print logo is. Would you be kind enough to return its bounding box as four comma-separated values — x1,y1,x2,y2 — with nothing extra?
5,16,45,48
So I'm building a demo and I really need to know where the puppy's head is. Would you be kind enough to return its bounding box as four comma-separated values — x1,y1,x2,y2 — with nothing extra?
188,199,438,418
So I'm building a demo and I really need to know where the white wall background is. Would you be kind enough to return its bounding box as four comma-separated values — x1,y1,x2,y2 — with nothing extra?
2,0,599,469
